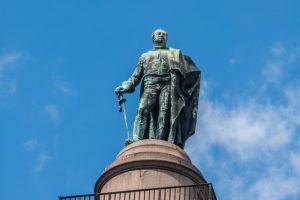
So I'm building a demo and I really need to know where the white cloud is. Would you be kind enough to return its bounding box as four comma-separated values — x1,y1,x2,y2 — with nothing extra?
288,46,300,64
55,80,77,96
0,53,20,75
261,43,300,88
187,83,300,200
195,96,294,161
186,42,300,200
33,153,50,173
262,60,283,84
45,104,60,123
188,83,300,200
249,165,300,200
284,87,300,125
271,42,287,56
23,138,39,151
290,152,300,176
0,53,20,96
23,137,56,174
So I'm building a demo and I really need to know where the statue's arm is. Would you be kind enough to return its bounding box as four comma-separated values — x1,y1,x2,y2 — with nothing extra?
115,57,144,94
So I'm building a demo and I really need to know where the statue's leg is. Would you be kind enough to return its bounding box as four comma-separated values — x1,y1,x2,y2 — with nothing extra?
157,82,171,140
133,85,159,141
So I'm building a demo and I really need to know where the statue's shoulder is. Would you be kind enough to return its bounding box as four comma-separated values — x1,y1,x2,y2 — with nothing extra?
142,49,155,55
168,48,183,58
168,47,180,52
139,50,155,60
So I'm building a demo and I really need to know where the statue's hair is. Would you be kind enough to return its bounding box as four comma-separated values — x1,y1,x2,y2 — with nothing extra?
151,28,168,40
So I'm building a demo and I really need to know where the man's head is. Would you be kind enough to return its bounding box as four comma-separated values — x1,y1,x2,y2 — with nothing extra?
152,29,167,48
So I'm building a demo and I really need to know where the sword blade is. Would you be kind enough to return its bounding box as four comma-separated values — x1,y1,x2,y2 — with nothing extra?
121,102,130,140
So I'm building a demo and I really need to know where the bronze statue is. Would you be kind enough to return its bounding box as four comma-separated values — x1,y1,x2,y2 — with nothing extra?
115,29,201,148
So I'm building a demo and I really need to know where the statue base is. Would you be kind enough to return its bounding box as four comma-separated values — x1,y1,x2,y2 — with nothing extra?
94,139,208,193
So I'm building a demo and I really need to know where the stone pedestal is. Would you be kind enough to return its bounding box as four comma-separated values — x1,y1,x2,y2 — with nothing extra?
94,139,207,193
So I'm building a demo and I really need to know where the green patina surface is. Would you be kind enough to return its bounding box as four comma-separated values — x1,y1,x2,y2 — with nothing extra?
115,29,201,148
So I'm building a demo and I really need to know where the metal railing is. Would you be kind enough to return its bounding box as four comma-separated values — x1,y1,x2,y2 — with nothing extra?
59,184,217,200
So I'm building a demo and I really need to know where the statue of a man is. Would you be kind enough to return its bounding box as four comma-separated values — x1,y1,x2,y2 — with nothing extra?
115,29,201,148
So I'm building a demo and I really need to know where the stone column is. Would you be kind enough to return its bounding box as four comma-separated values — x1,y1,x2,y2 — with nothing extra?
94,139,214,200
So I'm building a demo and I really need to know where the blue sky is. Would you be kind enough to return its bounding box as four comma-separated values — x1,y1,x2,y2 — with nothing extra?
1,0,300,199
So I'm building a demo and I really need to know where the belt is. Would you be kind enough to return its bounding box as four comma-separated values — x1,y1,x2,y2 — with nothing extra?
143,74,171,83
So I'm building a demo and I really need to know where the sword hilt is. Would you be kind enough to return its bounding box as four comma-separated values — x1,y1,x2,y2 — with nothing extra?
117,93,126,112
116,92,132,145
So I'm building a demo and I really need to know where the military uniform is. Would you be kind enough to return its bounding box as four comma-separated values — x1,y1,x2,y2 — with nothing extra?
121,47,200,148
122,48,173,140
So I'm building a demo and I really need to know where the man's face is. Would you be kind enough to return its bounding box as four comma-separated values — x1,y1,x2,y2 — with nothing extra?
153,30,167,46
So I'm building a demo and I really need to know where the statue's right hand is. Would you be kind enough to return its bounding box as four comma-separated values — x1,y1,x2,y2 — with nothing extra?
115,85,127,94
115,81,134,94
115,86,125,94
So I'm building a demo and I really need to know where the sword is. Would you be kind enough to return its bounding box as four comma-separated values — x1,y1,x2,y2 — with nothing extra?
117,93,132,145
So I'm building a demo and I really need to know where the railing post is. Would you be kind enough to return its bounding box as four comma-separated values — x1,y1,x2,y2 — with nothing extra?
158,188,161,200
208,184,212,200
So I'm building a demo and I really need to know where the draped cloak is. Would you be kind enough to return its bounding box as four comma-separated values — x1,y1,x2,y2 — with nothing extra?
126,48,201,148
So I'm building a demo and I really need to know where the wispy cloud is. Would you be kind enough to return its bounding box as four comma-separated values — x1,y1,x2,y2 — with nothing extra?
261,60,283,84
45,104,60,123
261,42,300,88
193,92,295,161
271,41,287,56
23,137,56,174
33,153,50,173
0,53,20,74
186,42,300,200
23,138,39,151
249,164,300,200
0,53,21,96
55,80,77,96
